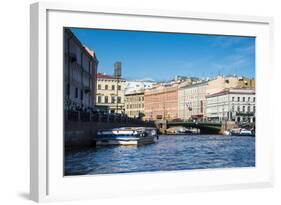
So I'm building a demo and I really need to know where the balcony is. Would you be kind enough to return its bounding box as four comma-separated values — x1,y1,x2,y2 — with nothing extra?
235,111,255,116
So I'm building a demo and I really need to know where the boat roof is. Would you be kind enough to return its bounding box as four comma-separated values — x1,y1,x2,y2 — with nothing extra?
99,127,156,132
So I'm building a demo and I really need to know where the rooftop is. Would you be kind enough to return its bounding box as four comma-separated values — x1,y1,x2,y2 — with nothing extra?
206,88,256,98
96,73,125,81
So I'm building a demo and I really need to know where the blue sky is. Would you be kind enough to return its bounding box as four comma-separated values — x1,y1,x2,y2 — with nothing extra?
70,28,255,81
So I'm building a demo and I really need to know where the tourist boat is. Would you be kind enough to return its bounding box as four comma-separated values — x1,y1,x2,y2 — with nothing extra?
96,127,158,146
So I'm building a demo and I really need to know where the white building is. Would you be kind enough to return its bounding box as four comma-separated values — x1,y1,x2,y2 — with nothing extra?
124,80,155,95
206,88,256,123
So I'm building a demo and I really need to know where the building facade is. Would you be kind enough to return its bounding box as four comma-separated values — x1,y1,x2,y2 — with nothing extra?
178,81,208,120
124,80,155,118
206,88,256,123
64,28,98,110
178,76,256,121
124,90,145,118
96,73,126,113
144,82,181,121
207,76,255,95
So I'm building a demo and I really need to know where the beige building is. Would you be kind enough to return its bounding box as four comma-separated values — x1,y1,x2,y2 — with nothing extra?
178,81,208,120
207,76,255,95
63,28,98,110
125,90,145,118
96,73,126,114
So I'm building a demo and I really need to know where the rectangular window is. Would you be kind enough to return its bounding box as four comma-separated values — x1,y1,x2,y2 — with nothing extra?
248,97,251,101
232,97,235,101
242,106,245,112
105,85,108,90
66,83,70,96
253,97,255,102
98,96,101,103
75,87,78,98
80,52,83,67
118,85,121,90
237,97,240,102
200,100,203,113
104,96,108,103
117,97,121,103
80,90,83,101
111,96,115,103
88,61,91,73
98,84,101,90
243,97,245,102
112,85,115,90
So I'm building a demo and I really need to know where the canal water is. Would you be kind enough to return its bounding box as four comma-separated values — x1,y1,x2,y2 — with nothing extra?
64,135,255,176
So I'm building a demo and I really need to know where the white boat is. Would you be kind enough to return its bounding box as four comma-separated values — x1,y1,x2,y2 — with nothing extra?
238,129,255,136
229,128,255,137
96,127,158,146
223,130,231,136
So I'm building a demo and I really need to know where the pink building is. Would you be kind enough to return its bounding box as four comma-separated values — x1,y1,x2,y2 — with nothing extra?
144,83,180,121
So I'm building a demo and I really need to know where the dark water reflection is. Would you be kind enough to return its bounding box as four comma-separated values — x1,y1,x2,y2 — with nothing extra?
64,135,255,176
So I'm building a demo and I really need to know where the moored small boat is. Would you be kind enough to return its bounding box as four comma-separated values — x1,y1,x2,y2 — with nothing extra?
96,127,158,146
237,129,255,136
229,128,255,137
223,130,231,136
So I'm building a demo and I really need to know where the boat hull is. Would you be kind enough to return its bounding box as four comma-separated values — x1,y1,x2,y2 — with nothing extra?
96,127,158,146
232,133,255,137
96,136,155,146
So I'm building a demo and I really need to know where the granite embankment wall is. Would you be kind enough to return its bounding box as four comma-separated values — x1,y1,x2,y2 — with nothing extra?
65,121,155,149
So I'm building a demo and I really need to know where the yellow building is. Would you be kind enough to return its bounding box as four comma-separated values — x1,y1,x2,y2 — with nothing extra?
96,73,126,113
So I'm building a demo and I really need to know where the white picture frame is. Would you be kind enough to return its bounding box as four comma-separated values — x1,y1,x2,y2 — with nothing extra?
30,2,274,202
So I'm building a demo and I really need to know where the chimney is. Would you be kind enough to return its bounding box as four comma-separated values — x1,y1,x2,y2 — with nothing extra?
114,61,122,78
